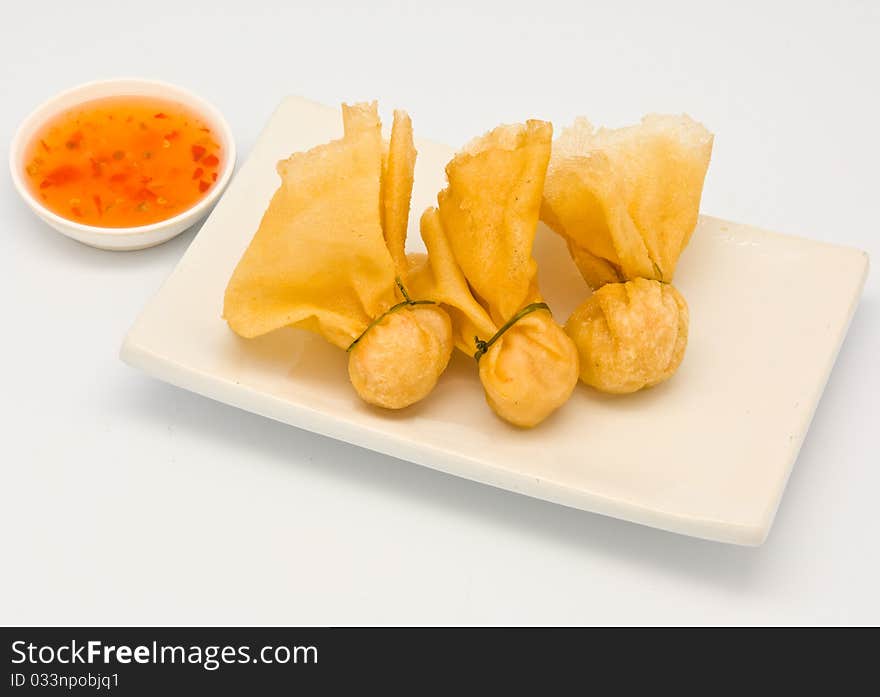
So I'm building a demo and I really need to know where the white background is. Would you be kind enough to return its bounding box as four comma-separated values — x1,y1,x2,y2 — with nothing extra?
1,1,877,625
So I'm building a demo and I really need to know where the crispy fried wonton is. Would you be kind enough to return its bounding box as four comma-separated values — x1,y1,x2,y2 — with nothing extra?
224,102,451,409
566,278,688,394
542,114,712,394
409,121,578,427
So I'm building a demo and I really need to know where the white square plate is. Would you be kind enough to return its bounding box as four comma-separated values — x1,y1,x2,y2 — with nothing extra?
121,97,868,546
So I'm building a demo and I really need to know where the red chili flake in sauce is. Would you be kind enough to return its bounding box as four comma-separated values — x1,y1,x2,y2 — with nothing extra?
135,187,157,201
191,145,206,161
65,131,84,149
192,167,204,180
198,180,210,193
202,154,219,167
41,164,80,187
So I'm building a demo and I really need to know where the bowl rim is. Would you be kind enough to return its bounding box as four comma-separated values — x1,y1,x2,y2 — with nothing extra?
9,77,237,237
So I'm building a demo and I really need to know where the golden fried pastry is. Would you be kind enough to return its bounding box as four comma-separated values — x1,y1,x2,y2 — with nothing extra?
565,278,688,394
542,115,713,288
409,122,579,427
541,114,711,394
348,303,452,409
224,102,452,409
478,310,579,427
381,110,417,273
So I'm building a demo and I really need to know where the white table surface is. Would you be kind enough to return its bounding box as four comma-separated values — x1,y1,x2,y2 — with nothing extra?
1,0,877,626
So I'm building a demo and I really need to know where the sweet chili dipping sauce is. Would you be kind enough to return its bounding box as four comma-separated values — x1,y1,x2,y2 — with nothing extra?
23,96,223,227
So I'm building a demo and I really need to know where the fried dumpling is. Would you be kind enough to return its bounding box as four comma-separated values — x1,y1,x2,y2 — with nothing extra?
347,299,452,409
224,102,452,409
478,309,580,428
565,278,688,394
409,121,579,427
540,114,711,395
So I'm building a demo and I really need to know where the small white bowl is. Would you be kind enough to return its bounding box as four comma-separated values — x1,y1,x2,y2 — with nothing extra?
9,78,236,251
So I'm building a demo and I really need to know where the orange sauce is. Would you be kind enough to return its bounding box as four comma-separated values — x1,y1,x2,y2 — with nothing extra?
23,96,223,228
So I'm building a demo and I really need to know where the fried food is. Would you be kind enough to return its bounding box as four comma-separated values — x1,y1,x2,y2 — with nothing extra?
341,100,382,137
225,102,712,418
406,208,497,354
410,122,579,427
348,304,452,409
223,107,392,347
565,278,688,394
541,115,713,287
541,114,711,394
438,121,550,323
478,310,579,427
224,102,452,409
342,104,416,274
382,110,417,273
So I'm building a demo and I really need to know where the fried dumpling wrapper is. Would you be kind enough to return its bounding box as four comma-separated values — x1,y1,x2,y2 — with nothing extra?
541,115,713,287
410,121,579,427
224,102,451,409
382,110,417,274
565,278,688,394
224,108,392,347
438,120,551,323
343,103,416,274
